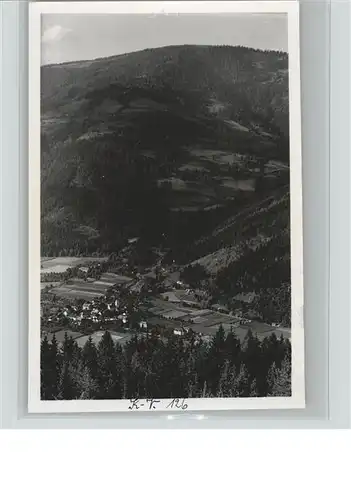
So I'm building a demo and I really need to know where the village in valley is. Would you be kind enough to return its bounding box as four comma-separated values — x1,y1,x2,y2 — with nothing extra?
37,14,295,401
41,238,291,350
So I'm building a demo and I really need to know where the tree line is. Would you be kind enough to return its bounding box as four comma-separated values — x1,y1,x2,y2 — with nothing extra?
41,326,291,401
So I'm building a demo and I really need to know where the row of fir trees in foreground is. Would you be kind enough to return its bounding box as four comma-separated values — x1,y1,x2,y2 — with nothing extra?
40,326,291,400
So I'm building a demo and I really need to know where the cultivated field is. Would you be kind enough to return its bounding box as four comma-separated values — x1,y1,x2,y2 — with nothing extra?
46,329,83,343
47,272,133,300
40,256,108,274
145,297,290,341
75,331,124,348
40,282,60,290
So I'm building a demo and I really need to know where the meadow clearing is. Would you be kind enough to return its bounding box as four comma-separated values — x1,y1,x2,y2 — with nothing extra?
40,256,108,274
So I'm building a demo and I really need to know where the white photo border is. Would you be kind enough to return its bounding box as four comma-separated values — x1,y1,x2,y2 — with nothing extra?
28,1,304,413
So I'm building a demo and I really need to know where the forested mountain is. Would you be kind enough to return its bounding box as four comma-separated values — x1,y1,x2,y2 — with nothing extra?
41,44,288,134
41,44,289,255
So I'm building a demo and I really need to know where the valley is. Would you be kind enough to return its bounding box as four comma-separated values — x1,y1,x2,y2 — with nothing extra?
40,43,292,400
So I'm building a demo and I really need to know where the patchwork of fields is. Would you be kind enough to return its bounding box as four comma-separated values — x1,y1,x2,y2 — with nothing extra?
50,273,132,300
146,297,290,342
41,256,133,299
41,256,108,274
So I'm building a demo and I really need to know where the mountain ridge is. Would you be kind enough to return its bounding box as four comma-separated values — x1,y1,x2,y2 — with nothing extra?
41,43,287,69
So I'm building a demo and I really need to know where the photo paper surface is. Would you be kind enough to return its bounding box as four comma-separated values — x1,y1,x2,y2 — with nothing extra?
29,2,304,412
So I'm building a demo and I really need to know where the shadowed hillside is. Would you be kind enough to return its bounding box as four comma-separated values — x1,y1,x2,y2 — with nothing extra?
41,44,289,253
41,44,291,324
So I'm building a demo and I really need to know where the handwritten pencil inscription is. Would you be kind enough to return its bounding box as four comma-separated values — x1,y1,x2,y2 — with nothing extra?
128,398,189,411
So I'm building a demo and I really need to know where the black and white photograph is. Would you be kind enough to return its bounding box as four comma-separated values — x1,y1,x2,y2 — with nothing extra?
29,1,304,412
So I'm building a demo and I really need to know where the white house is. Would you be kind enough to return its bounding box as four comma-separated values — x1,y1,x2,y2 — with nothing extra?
139,321,148,330
173,328,183,336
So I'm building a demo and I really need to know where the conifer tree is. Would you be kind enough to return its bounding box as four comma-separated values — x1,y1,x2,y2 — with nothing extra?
77,365,99,399
97,331,121,399
232,363,251,397
159,335,182,397
249,378,259,397
202,380,210,398
113,342,125,399
225,327,241,368
41,335,53,399
217,359,231,397
184,350,199,397
82,336,98,380
62,333,76,363
49,334,60,398
268,355,291,396
57,361,77,400
207,324,227,395
242,329,264,394
128,348,144,398
267,361,277,393
40,335,61,399
187,368,201,398
261,333,282,392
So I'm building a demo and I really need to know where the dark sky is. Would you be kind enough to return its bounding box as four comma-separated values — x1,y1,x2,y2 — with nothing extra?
41,13,288,65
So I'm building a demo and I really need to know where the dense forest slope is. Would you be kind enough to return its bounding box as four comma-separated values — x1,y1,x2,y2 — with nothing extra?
41,44,289,255
41,44,291,324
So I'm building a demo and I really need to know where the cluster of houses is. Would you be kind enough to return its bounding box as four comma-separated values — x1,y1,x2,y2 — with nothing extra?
44,292,130,326
161,286,209,309
172,326,190,336
42,287,153,336
44,297,122,327
171,327,203,346
77,297,123,324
